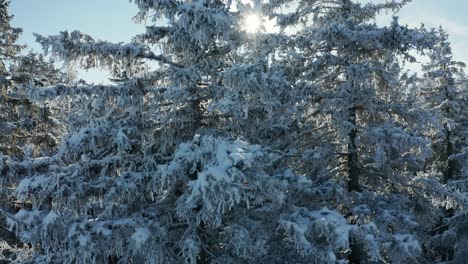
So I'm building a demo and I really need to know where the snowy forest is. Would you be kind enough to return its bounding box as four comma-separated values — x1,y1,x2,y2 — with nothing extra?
0,0,467,263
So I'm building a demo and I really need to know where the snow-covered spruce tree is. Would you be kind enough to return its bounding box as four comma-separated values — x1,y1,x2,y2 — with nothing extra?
6,1,311,263
0,0,26,259
9,50,66,87
2,1,353,263
417,27,468,261
265,0,436,192
1,51,66,159
0,50,66,214
258,0,462,262
1,51,65,236
0,1,66,190
7,0,465,263
0,1,66,261
0,0,22,155
1,1,66,180
0,0,22,74
420,27,467,183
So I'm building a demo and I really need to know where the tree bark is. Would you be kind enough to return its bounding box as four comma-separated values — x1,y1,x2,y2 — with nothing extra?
347,105,360,192
443,124,455,183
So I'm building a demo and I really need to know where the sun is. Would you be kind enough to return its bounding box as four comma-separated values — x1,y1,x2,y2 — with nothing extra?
243,13,262,33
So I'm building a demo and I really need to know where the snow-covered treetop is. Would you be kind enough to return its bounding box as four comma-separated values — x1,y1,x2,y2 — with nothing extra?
5,0,468,263
0,0,24,73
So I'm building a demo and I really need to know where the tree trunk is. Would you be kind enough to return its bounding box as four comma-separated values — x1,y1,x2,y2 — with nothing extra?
443,125,455,183
197,221,208,264
347,106,360,192
443,79,456,183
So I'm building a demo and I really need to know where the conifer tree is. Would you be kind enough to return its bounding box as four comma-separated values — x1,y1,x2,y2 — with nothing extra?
261,0,459,262
420,27,468,183
5,0,468,263
0,1,66,261
0,0,22,74
418,27,468,262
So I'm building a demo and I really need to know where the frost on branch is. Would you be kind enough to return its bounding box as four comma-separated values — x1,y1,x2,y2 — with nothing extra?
278,207,384,263
159,135,286,227
34,31,152,77
5,0,468,263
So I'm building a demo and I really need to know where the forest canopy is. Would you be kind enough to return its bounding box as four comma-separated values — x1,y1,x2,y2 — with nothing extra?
0,0,467,263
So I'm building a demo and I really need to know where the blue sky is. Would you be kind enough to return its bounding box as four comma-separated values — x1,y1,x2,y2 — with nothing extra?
9,0,468,83
10,0,144,82
375,0,468,67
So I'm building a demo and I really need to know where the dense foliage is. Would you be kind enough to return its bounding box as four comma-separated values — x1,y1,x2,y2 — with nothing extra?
1,0,467,263
0,1,66,262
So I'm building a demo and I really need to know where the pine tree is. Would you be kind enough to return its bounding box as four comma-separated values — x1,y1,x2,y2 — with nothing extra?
261,0,459,262
6,0,468,263
0,0,22,74
9,50,66,87
9,1,298,263
0,3,24,247
420,27,467,183
0,1,66,261
418,27,468,262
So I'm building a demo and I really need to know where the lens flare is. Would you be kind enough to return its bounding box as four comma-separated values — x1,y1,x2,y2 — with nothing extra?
244,14,262,33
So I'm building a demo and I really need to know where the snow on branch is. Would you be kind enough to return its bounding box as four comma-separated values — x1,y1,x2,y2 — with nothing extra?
34,31,181,75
